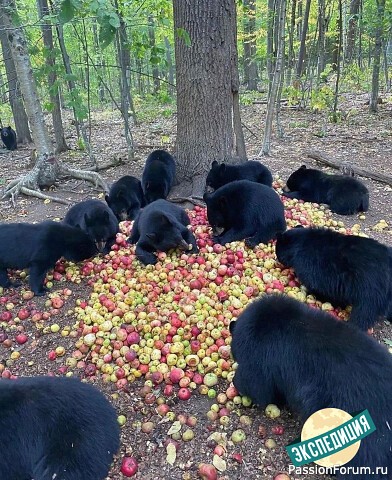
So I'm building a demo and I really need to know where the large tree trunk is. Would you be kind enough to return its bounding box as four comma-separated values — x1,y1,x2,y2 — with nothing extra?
242,0,258,91
296,0,311,78
1,0,105,203
260,0,286,155
36,0,67,153
173,0,247,197
370,0,386,112
0,4,31,144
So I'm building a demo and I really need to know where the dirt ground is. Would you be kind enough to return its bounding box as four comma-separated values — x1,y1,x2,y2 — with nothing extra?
0,93,391,480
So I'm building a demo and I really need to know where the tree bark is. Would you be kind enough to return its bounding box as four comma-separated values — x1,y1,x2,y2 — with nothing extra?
332,0,342,122
0,3,31,144
370,0,386,112
296,0,311,78
148,15,160,94
260,0,286,155
36,0,67,153
266,0,275,92
173,0,247,197
242,0,258,91
345,0,361,63
164,37,175,96
317,0,326,80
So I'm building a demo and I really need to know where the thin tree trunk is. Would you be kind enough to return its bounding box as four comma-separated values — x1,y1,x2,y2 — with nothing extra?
92,22,105,103
296,0,311,78
345,0,361,63
370,0,386,112
164,37,175,96
242,0,258,90
266,0,275,93
332,0,342,122
173,0,246,197
148,15,160,94
260,0,286,155
0,3,31,144
286,0,296,85
317,0,326,81
36,0,67,153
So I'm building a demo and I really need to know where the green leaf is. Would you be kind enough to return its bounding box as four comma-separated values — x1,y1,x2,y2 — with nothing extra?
59,0,75,24
99,23,117,49
176,27,191,47
383,338,392,347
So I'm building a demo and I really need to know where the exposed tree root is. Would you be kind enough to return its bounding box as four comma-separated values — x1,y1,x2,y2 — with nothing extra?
58,163,108,192
2,161,108,205
2,171,70,206
170,196,206,207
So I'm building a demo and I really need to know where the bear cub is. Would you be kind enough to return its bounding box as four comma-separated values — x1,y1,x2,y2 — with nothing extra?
105,175,145,221
206,160,273,191
0,221,97,295
275,226,392,331
0,126,17,151
142,150,175,204
283,165,369,215
64,199,119,253
203,180,286,247
230,294,392,480
128,199,198,265
0,376,120,480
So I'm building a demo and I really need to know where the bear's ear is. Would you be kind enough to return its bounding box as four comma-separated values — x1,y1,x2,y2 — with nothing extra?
218,196,228,208
276,231,284,242
219,163,226,173
300,165,307,169
146,232,157,242
211,160,219,168
203,192,211,202
7,126,11,129
105,195,110,205
158,213,172,226
229,320,237,334
116,187,126,199
84,213,92,226
294,224,304,229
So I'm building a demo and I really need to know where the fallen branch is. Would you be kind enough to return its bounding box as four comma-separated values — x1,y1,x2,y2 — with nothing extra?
306,149,392,187
253,98,288,105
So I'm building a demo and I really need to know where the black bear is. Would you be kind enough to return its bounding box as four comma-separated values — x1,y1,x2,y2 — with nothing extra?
128,199,198,265
105,175,145,221
0,221,97,295
63,199,119,253
142,150,175,204
275,226,392,331
283,165,369,215
230,294,392,480
0,126,17,151
0,376,120,480
205,160,273,191
203,180,286,247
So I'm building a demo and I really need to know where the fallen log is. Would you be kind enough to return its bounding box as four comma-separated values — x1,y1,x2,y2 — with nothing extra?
306,149,392,187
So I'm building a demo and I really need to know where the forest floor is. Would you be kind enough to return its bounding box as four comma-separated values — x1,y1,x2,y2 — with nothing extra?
0,92,391,480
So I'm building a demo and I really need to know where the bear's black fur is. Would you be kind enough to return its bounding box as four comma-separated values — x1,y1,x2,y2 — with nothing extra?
283,165,369,215
206,160,273,191
203,180,286,247
0,221,97,295
0,126,17,151
275,226,392,330
0,376,120,480
63,199,119,253
128,199,198,265
105,175,145,221
141,150,175,204
230,294,392,480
